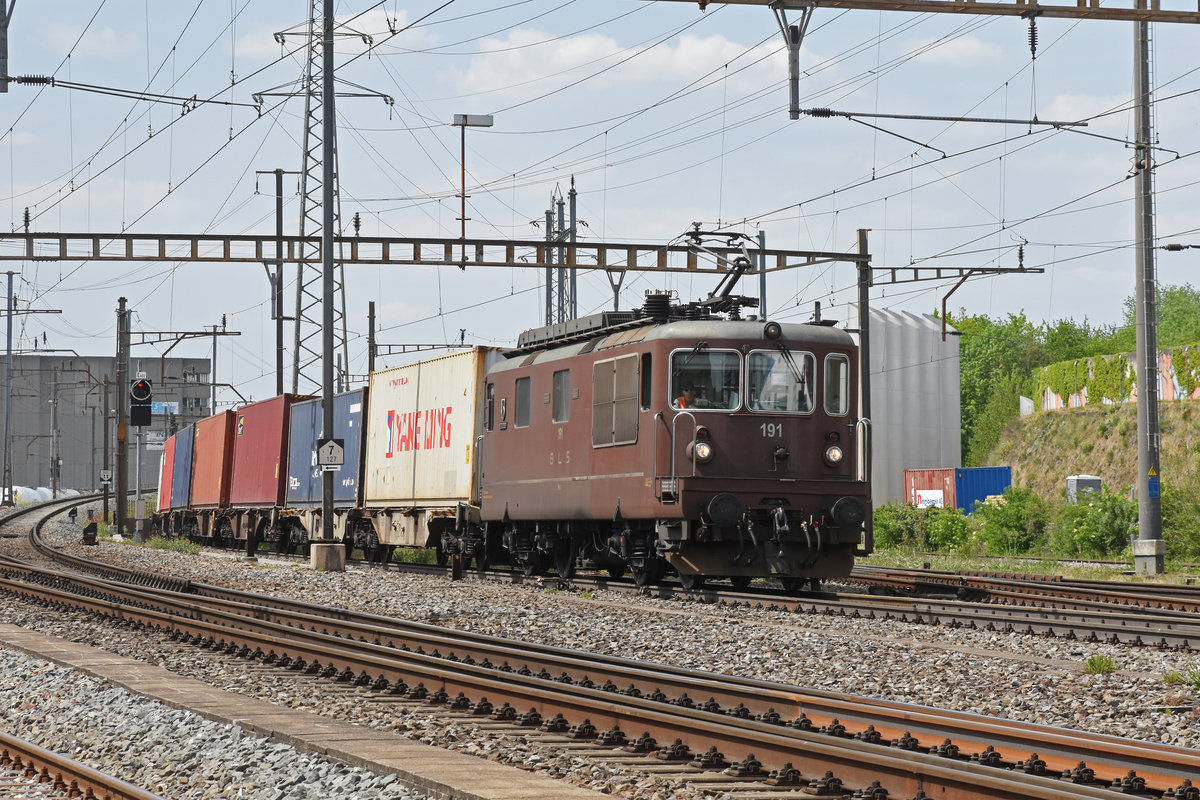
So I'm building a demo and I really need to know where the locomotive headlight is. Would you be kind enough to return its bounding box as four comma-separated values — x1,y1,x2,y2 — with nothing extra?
688,440,714,463
823,444,844,466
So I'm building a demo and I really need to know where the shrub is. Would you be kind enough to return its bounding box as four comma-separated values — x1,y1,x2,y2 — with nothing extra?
147,535,201,555
872,504,971,552
1083,654,1119,675
872,503,929,550
1048,492,1136,558
1162,482,1200,562
973,487,1048,554
926,507,971,551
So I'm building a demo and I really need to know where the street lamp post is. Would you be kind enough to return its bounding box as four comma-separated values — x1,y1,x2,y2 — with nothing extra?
451,114,493,265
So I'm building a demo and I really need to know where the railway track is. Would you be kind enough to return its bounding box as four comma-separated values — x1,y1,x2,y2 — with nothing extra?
0,701,167,800
192,544,1200,650
849,564,1200,614
4,505,1198,799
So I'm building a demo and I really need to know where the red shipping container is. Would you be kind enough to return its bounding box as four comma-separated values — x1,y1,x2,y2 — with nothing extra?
157,435,176,514
230,395,310,507
903,468,956,510
190,411,236,509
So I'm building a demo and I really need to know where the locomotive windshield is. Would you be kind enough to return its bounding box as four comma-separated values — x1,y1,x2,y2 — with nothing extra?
671,349,741,410
747,350,815,414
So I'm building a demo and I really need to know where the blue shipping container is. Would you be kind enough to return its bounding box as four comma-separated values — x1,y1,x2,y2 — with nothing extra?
954,466,1012,513
286,388,367,507
170,424,195,510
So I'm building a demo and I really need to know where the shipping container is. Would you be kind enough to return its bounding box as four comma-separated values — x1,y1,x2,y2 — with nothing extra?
955,466,1012,512
157,435,176,514
230,394,311,507
286,388,367,507
169,424,195,510
364,347,502,508
903,466,1012,512
903,468,956,510
190,411,236,509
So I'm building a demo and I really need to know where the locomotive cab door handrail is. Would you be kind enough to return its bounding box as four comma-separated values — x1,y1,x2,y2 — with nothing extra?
653,409,699,503
855,417,871,483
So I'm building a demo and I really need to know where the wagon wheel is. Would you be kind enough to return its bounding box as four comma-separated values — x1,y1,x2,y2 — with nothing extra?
630,558,663,587
364,530,381,562
472,546,490,573
728,576,752,591
779,577,807,594
552,538,576,579
678,573,705,591
435,544,448,567
520,551,546,577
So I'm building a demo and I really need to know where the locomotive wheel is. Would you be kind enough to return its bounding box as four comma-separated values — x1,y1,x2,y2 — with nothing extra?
606,566,624,579
435,545,448,567
552,538,576,579
678,573,705,591
728,576,752,590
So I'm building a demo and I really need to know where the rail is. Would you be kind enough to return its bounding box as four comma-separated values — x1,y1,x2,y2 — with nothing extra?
0,729,167,800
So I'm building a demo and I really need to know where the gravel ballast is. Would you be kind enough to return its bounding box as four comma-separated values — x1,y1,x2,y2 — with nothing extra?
2,517,1199,799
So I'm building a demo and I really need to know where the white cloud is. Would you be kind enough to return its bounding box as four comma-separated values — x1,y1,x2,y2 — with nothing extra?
906,35,1005,67
452,29,785,99
42,24,142,62
1042,92,1128,133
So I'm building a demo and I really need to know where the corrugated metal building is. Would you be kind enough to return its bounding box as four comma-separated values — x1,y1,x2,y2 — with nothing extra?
0,354,212,493
847,308,961,504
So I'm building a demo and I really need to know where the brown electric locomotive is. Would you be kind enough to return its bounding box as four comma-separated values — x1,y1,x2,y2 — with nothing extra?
479,293,872,588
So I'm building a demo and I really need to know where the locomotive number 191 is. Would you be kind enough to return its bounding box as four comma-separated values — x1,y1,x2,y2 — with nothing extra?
760,423,783,438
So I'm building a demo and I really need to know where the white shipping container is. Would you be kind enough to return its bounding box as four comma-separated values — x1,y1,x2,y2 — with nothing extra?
364,347,503,508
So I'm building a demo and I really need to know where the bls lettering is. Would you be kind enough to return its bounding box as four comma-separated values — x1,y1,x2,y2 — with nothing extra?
385,406,453,456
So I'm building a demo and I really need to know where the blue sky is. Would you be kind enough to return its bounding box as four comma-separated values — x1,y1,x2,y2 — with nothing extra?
4,1,1200,404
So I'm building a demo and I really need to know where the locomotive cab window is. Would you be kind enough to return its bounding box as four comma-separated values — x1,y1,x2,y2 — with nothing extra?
515,377,531,428
824,354,850,416
671,349,741,410
552,369,570,423
747,350,815,414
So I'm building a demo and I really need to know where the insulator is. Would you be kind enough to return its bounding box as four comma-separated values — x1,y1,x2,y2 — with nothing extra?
1028,18,1038,59
807,107,834,118
1017,244,1025,268
17,75,53,85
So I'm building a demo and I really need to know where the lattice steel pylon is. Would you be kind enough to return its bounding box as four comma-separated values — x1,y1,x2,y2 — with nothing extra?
292,1,349,394
259,5,392,393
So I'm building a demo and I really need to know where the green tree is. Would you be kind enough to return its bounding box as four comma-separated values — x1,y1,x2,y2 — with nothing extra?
1118,283,1200,350
965,369,1028,466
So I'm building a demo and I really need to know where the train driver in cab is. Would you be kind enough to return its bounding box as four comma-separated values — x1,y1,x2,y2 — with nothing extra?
675,383,711,409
